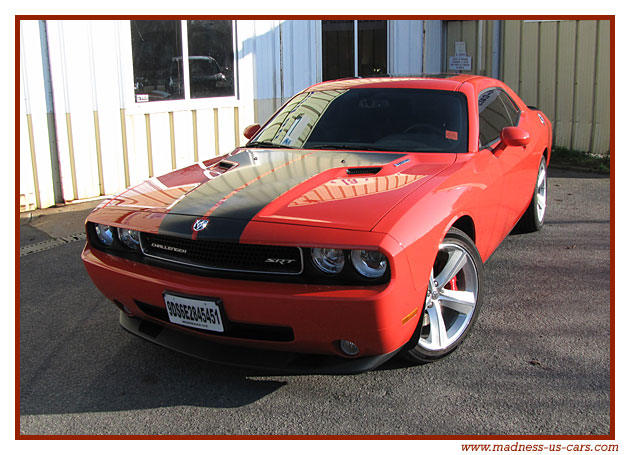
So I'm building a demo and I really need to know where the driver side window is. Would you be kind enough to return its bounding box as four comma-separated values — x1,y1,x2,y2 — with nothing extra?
478,88,517,149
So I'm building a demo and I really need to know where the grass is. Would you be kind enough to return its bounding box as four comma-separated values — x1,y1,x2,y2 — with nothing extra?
549,147,610,174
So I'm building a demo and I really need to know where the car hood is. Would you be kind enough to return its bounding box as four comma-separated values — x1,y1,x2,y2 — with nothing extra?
98,148,456,240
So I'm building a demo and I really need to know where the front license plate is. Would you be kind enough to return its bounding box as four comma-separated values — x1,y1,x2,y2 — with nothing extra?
163,293,224,333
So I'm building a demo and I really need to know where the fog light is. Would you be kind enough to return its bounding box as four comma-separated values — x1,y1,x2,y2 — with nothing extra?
113,299,133,315
339,339,360,356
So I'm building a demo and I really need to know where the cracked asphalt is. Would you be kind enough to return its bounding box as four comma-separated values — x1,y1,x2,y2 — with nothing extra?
18,168,611,436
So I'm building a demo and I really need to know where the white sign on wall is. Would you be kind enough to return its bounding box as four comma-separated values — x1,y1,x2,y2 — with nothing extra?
449,56,472,71
455,41,466,56
449,41,472,71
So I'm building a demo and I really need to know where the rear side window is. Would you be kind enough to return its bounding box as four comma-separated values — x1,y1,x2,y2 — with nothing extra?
499,91,520,125
478,88,519,148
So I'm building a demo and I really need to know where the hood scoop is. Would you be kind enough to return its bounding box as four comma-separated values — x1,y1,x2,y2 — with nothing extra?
346,167,382,175
217,160,238,171
202,159,239,180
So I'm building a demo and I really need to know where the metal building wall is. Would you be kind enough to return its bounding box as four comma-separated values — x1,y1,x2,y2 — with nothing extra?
20,19,256,211
251,20,322,125
20,21,59,211
252,20,439,125
445,19,611,155
20,19,440,211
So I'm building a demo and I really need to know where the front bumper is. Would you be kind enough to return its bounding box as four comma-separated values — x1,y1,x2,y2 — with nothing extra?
82,232,423,369
120,312,403,374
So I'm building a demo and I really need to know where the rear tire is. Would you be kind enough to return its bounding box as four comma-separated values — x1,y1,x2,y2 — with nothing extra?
400,227,484,364
515,157,547,233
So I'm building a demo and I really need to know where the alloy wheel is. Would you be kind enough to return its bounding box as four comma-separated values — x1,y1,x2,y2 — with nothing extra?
536,161,547,223
418,242,479,351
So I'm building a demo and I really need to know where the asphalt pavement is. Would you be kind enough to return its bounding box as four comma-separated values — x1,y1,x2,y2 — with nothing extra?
18,168,611,436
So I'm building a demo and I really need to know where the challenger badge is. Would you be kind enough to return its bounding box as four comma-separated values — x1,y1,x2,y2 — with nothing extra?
192,219,209,232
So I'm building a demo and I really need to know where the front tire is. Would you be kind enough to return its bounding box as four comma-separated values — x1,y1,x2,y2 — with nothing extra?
401,227,484,364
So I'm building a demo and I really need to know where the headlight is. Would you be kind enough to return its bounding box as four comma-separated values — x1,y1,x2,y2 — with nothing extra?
311,248,345,274
94,224,115,246
350,250,388,278
118,228,140,250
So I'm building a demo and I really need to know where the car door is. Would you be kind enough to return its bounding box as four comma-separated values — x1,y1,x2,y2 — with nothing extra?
478,88,532,239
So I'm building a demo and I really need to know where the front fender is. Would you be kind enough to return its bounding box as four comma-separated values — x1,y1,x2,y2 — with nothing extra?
373,153,504,291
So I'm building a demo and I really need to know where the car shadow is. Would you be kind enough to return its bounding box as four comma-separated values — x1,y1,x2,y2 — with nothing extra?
20,311,420,418
20,335,289,416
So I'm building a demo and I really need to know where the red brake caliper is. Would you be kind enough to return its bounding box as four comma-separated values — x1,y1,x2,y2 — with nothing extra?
448,276,458,291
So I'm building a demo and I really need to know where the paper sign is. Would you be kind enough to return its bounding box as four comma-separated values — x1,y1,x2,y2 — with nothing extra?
455,41,467,56
449,56,472,71
445,130,458,141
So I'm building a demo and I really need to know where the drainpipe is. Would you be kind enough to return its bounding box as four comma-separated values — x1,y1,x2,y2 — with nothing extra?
491,20,501,79
477,20,484,74
39,20,64,205
279,20,284,103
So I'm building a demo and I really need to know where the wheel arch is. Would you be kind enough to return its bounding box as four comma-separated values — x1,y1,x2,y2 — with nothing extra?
543,147,550,165
449,215,476,244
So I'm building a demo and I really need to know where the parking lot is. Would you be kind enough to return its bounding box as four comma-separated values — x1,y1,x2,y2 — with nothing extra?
18,168,610,436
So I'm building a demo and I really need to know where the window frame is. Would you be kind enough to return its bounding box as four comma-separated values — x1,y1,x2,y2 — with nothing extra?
124,19,239,114
320,20,389,81
498,90,521,126
477,87,522,150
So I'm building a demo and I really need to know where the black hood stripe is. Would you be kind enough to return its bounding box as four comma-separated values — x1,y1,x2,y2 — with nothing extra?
167,150,300,217
158,149,405,241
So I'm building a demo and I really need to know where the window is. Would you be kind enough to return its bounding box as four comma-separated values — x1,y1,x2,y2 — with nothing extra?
478,88,518,148
252,88,468,154
498,91,520,126
131,20,235,103
322,20,387,81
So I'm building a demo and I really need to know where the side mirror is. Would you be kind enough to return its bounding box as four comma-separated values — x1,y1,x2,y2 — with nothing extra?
492,127,530,156
243,124,261,140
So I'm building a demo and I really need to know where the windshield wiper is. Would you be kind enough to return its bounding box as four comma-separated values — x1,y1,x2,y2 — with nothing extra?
246,141,296,149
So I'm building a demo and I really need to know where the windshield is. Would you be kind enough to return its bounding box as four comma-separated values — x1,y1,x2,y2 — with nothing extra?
250,88,468,153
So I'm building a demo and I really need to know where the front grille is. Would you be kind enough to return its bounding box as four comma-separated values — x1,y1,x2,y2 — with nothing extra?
140,233,303,275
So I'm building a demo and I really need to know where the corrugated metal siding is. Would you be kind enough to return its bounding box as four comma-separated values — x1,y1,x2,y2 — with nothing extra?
389,20,424,76
446,19,610,155
537,21,557,129
253,19,436,124
591,21,611,155
19,21,57,211
251,20,322,125
20,19,255,210
554,21,578,149
20,19,448,211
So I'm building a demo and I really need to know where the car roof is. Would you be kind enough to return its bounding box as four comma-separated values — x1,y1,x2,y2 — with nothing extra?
304,74,496,93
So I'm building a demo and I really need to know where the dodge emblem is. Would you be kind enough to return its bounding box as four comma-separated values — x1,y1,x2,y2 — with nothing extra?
192,219,209,232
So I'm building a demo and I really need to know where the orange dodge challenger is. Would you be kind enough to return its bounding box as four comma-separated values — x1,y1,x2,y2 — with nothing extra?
82,75,551,373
